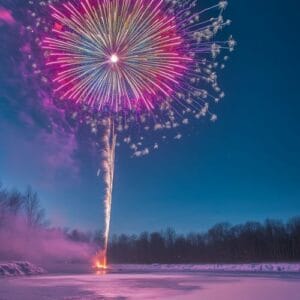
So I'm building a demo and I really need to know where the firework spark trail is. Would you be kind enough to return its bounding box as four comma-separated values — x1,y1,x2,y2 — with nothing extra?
101,118,116,264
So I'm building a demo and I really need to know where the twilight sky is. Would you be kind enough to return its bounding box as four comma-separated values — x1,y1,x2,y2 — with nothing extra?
0,0,299,234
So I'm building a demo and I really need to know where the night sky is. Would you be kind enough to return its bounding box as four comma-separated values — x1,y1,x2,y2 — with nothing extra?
0,1,299,234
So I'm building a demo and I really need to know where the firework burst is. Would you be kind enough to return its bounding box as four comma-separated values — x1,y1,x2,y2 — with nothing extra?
24,0,235,268
27,0,235,125
43,0,192,112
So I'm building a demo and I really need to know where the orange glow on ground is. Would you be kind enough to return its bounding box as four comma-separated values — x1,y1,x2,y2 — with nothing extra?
94,260,107,270
93,251,108,271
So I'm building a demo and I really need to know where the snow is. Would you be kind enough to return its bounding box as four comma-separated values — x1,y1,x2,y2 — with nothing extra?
0,272,300,300
0,262,45,277
1,262,299,278
113,262,300,273
1,262,300,299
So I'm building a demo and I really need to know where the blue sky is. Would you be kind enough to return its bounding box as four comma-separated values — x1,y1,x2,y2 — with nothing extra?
0,0,299,233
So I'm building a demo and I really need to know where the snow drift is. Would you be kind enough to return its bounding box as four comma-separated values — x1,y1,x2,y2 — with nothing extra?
0,261,45,277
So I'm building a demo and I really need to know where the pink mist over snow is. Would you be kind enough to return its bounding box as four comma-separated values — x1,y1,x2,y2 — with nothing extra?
0,214,93,269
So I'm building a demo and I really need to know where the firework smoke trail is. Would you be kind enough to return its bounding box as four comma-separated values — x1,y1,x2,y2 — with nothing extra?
100,118,117,266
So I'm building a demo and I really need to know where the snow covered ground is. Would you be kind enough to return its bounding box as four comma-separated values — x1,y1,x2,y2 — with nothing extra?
1,263,300,299
1,262,300,277
0,271,300,300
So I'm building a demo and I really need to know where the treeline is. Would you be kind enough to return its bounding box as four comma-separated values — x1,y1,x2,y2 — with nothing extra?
108,219,300,263
1,183,300,263
0,182,46,228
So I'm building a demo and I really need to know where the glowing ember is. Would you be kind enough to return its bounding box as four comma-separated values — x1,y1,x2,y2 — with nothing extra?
93,250,108,270
94,260,107,270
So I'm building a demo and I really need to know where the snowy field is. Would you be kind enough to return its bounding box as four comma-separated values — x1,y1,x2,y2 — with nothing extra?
1,264,300,300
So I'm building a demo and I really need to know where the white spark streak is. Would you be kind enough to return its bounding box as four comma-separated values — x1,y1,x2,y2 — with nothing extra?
102,118,117,256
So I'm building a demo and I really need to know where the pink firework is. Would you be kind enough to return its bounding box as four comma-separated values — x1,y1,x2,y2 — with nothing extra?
42,0,193,113
25,0,237,121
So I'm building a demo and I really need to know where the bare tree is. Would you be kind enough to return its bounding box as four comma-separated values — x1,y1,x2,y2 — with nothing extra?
6,189,23,215
23,186,45,228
